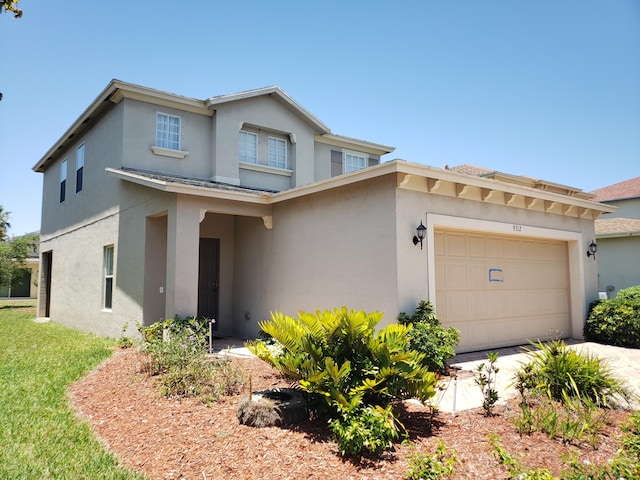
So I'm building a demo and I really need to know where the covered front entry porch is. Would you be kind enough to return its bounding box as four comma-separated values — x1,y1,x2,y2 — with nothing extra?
141,193,272,337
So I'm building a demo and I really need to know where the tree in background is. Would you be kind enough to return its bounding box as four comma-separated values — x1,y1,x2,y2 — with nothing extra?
0,205,38,291
0,0,22,18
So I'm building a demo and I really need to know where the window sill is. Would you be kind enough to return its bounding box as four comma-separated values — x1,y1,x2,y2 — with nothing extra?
240,162,293,177
151,146,189,159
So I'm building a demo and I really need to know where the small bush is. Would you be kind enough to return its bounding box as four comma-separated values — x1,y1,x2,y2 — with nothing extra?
399,301,460,373
329,404,400,457
406,440,458,480
617,285,640,301
246,307,438,456
139,317,246,402
584,287,640,348
475,352,500,416
515,340,633,407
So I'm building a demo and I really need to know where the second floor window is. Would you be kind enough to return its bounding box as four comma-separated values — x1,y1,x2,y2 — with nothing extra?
344,152,367,173
76,144,84,193
59,159,67,203
156,113,181,150
268,137,287,169
239,130,257,163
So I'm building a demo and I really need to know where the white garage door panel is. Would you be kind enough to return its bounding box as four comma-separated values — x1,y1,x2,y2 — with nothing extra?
435,230,571,352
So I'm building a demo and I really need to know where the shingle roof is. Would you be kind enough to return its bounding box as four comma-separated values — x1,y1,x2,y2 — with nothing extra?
590,177,640,202
595,217,640,236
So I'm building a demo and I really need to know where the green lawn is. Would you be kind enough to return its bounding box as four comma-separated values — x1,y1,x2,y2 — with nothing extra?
0,300,146,479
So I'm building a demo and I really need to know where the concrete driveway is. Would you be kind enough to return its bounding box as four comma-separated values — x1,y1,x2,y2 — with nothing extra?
434,340,640,414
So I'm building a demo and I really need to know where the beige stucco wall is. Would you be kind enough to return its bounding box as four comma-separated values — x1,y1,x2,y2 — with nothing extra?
395,187,599,339
232,175,400,339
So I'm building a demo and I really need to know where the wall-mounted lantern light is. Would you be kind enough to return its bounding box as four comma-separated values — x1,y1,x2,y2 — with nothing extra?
413,221,427,250
586,240,598,260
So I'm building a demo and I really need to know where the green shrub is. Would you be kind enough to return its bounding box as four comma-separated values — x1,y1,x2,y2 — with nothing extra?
246,307,438,456
475,351,500,416
140,317,245,402
584,289,640,348
329,404,400,457
398,301,460,373
515,340,633,407
406,440,458,480
617,285,640,301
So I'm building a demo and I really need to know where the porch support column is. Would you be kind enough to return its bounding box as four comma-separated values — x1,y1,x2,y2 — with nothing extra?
165,197,200,319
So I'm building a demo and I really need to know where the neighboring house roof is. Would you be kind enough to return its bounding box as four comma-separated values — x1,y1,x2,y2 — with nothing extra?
590,176,640,202
32,80,394,173
446,164,593,200
595,217,640,238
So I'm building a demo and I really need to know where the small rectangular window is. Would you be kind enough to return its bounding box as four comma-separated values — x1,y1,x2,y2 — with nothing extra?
156,113,181,150
59,159,67,203
344,152,367,173
239,130,257,163
268,137,287,169
103,245,114,310
76,144,84,193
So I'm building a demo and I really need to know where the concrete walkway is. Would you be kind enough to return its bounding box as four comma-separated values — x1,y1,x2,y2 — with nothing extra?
210,337,640,414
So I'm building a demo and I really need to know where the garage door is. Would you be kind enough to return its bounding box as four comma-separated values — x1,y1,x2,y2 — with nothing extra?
434,229,570,353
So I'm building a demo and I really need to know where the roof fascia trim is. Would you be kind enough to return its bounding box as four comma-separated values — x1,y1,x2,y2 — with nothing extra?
205,86,331,134
105,168,270,204
315,133,395,155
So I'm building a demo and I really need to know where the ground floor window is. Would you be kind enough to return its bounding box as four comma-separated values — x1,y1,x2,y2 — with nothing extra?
103,245,114,310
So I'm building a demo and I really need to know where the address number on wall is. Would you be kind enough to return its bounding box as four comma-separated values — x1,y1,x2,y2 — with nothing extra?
513,225,522,232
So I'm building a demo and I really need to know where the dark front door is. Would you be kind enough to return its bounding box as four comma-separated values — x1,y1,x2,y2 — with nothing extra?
198,238,219,321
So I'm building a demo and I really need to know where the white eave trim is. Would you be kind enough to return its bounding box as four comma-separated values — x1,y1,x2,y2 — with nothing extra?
105,168,270,204
205,86,331,134
315,133,395,156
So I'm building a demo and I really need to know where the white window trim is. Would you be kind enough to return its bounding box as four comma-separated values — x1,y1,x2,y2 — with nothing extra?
239,130,258,164
268,136,288,169
150,146,189,158
156,112,182,151
103,245,114,312
343,150,368,174
76,144,85,169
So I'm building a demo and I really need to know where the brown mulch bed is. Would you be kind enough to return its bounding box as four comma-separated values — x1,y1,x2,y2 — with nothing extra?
69,348,633,480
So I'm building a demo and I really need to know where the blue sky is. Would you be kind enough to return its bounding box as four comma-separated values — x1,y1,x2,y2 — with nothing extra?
1,1,638,235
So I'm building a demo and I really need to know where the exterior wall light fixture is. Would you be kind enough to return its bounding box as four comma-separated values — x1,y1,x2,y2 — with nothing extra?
413,221,427,249
587,240,598,260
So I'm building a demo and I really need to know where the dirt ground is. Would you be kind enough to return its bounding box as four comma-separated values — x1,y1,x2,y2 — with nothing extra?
68,348,634,480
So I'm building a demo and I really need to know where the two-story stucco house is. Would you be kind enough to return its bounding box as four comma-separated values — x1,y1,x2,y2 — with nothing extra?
33,80,613,352
591,177,640,298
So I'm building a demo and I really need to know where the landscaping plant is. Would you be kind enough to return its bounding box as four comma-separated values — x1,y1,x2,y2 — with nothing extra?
475,351,500,416
140,317,246,402
398,300,460,373
406,439,459,480
515,339,633,407
584,285,640,348
491,411,640,479
246,307,438,456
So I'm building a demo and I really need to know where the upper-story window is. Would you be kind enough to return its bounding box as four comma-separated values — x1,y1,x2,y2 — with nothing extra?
59,159,67,203
344,152,367,173
76,144,84,193
156,113,181,150
268,137,287,169
239,130,257,164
